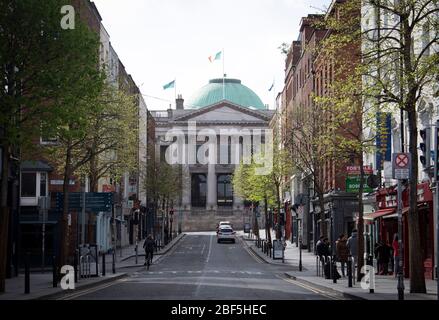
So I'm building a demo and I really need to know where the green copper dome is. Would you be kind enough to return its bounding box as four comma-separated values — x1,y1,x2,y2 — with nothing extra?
185,78,265,110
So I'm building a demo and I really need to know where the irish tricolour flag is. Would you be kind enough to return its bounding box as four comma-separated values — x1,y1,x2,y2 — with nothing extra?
208,51,222,63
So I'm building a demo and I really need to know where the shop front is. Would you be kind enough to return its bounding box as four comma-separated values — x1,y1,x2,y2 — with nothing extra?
367,183,434,279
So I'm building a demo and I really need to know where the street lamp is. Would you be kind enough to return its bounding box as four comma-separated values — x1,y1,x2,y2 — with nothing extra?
292,203,302,271
329,200,337,283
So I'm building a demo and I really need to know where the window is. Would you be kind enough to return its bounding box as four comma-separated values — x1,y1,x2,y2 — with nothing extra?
40,121,58,144
20,172,49,204
21,173,36,197
422,23,430,56
217,174,233,207
40,172,47,197
191,174,206,207
160,145,168,162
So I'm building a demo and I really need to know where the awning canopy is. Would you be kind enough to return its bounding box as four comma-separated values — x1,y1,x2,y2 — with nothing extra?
21,160,53,172
364,208,396,220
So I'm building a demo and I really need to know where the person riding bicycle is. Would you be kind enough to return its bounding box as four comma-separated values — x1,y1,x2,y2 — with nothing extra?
143,234,155,266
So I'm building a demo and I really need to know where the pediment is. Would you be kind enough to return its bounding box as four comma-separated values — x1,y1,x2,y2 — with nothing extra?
173,101,271,123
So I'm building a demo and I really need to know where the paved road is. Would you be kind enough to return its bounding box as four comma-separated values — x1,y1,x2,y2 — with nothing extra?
59,233,343,300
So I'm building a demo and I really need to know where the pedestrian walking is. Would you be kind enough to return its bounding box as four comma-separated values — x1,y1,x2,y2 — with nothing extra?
143,234,155,266
347,229,358,274
374,241,391,275
336,234,349,277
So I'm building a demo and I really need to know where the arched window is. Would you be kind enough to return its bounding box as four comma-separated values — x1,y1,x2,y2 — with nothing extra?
191,174,206,207
217,174,233,207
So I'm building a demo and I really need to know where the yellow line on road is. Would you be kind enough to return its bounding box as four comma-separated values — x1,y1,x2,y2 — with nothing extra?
277,275,343,300
57,278,128,300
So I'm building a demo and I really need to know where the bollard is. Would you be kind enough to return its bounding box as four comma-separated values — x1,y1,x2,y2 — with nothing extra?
348,255,353,287
135,242,138,265
102,253,106,276
316,256,319,276
24,252,30,294
112,249,116,274
368,255,374,293
52,255,57,287
332,256,337,283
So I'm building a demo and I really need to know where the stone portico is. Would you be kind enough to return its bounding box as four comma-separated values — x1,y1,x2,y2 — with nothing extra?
152,78,274,231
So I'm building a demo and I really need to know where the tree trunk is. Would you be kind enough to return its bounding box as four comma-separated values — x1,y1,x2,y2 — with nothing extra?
89,139,99,193
276,184,282,240
264,195,272,245
60,147,72,267
406,108,426,293
318,192,327,238
357,158,365,281
0,144,10,292
402,16,426,292
253,202,260,238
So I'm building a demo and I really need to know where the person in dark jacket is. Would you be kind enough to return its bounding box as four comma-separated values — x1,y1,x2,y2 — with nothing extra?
336,234,349,277
375,240,391,275
143,234,156,265
316,237,330,262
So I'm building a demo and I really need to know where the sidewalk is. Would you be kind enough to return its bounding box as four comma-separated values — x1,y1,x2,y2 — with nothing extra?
241,230,438,300
0,233,186,300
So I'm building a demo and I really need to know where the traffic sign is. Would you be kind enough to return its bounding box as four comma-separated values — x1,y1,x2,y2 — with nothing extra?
55,192,113,212
392,153,411,180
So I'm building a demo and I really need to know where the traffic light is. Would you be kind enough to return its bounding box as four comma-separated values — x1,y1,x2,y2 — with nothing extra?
419,127,431,168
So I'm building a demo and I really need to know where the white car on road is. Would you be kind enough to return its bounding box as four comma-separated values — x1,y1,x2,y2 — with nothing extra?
217,225,236,243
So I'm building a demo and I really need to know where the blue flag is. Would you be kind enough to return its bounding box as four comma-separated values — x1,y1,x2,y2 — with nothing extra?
163,80,175,90
268,82,274,91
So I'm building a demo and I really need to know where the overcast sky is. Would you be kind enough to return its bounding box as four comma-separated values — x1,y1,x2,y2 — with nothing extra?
93,0,331,110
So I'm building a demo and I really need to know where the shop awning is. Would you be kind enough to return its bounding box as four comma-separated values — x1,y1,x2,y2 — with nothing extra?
383,213,398,219
364,208,396,220
21,160,53,172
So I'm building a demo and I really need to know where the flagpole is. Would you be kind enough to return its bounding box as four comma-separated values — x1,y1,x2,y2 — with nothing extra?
174,78,177,107
222,48,225,100
272,78,275,110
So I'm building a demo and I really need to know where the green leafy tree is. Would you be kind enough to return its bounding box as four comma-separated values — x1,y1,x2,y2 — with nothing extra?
233,137,292,242
361,0,439,293
0,0,103,290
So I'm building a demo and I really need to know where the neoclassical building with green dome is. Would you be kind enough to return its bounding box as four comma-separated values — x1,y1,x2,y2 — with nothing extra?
151,78,274,231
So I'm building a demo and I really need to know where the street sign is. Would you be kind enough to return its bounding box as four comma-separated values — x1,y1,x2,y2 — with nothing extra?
55,192,113,212
346,166,373,175
346,176,373,193
392,153,411,180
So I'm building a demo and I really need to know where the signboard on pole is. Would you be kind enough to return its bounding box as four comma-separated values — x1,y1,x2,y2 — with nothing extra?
55,192,113,212
346,176,373,193
273,240,284,259
346,166,373,175
392,153,411,180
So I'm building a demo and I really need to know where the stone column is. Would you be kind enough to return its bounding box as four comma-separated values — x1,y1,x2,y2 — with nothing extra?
181,165,191,210
207,164,217,211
